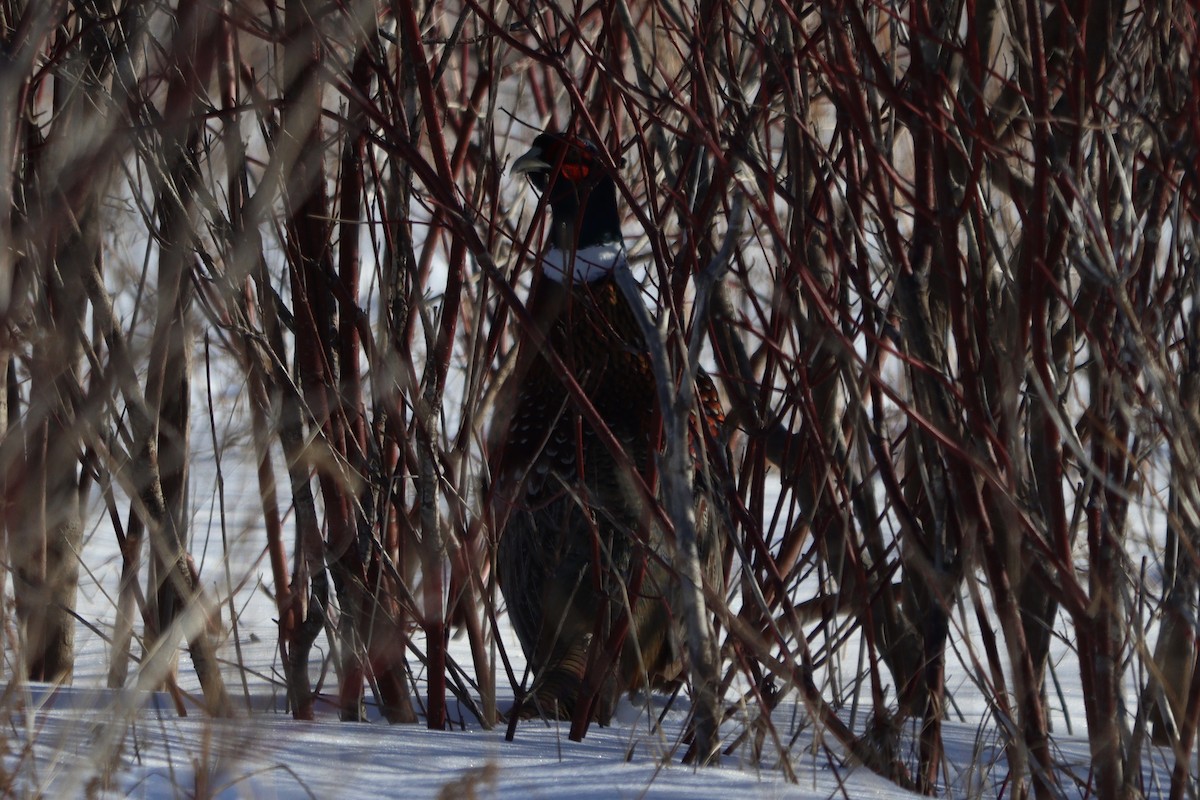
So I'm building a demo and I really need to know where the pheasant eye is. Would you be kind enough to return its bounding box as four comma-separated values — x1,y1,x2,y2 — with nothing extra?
559,162,590,182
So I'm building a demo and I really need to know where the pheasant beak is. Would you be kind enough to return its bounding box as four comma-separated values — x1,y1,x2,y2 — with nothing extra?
511,146,551,176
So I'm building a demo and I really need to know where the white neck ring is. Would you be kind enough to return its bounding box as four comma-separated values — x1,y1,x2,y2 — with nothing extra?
541,242,626,284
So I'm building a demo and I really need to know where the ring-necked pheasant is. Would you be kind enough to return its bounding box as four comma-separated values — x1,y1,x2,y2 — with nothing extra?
488,130,727,723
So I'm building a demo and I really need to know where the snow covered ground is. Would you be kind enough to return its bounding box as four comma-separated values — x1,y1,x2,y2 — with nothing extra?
11,656,1161,799
0,435,1182,799
9,683,923,799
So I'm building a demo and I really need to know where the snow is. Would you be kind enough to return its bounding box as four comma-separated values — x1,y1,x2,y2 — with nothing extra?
0,395,1182,799
9,682,922,799
0,450,923,799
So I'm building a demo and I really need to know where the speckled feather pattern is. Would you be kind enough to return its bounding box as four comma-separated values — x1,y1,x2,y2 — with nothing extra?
494,276,658,506
489,273,725,722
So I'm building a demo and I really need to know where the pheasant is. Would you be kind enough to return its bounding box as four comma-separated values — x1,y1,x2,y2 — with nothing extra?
488,131,727,723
